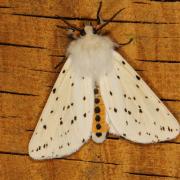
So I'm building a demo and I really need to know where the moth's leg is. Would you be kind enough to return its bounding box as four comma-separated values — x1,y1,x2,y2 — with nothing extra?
57,19,84,35
54,56,66,69
60,19,82,32
67,29,79,40
118,38,133,46
57,25,80,41
57,25,77,32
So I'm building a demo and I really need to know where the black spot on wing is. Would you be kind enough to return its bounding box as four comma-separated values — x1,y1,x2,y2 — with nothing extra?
146,132,151,136
160,126,165,131
138,105,143,113
156,108,159,112
136,75,141,80
168,126,173,132
134,119,141,124
109,91,113,96
36,146,41,152
53,88,56,94
59,145,63,149
43,144,48,148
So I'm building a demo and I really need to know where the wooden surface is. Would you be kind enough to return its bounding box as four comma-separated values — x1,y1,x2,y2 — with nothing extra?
0,0,180,179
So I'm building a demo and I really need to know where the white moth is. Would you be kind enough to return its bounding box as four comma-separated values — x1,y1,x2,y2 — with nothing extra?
29,3,179,160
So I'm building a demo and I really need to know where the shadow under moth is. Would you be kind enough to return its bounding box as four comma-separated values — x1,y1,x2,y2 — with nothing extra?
29,2,180,160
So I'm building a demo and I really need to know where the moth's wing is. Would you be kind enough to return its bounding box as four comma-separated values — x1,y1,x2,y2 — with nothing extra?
29,58,94,160
100,51,179,143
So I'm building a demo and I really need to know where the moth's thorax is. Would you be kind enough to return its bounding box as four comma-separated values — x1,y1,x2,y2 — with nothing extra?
67,27,116,82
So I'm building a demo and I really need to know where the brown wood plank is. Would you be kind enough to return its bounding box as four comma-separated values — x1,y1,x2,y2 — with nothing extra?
1,155,178,180
1,0,180,23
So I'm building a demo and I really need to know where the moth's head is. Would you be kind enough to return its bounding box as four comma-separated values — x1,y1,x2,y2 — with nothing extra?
83,24,94,35
80,21,101,36
81,21,109,36
71,21,95,37
59,20,107,40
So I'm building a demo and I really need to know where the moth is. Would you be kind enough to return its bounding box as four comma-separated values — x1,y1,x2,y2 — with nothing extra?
29,2,179,160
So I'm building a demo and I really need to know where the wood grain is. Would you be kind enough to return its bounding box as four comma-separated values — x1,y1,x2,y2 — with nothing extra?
0,0,180,179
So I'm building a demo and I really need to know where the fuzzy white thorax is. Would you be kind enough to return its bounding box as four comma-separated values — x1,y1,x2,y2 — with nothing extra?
67,25,116,82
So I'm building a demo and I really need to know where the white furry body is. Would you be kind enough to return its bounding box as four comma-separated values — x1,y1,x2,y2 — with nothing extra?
29,26,179,160
68,29,116,82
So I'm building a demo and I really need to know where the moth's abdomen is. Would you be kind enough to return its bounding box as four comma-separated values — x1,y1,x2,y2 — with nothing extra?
92,87,109,143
